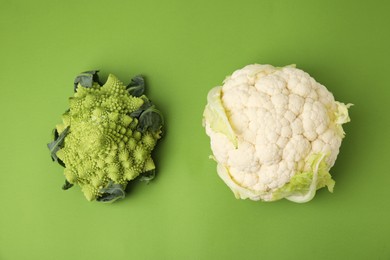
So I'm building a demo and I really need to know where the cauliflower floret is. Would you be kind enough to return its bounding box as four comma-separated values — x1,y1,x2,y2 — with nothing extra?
203,64,351,203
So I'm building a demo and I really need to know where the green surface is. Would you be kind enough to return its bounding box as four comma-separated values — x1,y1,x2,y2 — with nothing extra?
1,0,389,259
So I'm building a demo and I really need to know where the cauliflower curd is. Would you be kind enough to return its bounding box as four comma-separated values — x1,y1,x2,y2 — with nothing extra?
203,64,351,203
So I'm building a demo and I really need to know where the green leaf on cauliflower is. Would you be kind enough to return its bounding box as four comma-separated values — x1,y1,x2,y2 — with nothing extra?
203,86,238,148
334,102,353,137
273,153,335,203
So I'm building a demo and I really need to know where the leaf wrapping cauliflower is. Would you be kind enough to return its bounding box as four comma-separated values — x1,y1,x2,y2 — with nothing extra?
48,71,163,203
203,64,351,203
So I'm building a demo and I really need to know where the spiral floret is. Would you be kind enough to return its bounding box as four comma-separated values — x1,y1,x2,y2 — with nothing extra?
50,72,163,202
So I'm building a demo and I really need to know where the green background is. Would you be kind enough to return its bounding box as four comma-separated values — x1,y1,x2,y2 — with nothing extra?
1,0,389,259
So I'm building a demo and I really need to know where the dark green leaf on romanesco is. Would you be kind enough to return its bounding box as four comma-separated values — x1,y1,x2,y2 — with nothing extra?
62,180,73,190
139,169,156,184
73,70,102,92
126,75,145,97
96,182,125,203
47,126,70,162
138,106,164,133
130,96,152,118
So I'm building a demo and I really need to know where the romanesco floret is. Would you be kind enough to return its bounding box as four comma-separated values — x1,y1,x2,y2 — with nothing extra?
48,71,163,203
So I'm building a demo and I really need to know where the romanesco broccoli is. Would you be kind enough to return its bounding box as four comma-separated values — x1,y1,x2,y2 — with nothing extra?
48,70,163,203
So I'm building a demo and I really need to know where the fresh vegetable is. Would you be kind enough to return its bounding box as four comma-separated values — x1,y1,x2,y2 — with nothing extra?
203,64,351,203
48,71,163,203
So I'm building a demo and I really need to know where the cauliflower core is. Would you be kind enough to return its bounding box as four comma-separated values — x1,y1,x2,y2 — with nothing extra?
203,64,351,203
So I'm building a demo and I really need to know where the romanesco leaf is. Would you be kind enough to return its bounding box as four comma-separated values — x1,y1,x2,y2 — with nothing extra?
62,180,73,190
138,106,164,133
127,75,145,97
47,126,70,162
139,169,156,184
73,70,101,92
97,182,126,203
130,96,152,118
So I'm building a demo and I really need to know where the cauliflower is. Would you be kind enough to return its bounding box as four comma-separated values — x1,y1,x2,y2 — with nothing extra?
203,64,351,203
48,71,163,203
